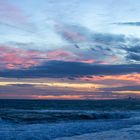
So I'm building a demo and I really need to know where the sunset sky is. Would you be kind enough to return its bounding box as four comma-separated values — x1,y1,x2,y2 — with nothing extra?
1,0,140,99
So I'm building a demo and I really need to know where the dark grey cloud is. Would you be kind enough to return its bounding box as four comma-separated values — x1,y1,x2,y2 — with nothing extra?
127,53,140,61
91,33,125,45
1,61,140,78
8,84,34,87
126,45,140,53
114,22,140,26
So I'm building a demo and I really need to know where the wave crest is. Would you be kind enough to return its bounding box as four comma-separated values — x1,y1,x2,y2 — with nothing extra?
0,109,130,124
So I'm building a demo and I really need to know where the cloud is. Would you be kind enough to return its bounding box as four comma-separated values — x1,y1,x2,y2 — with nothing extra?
54,23,129,64
47,49,78,61
1,43,117,71
0,0,27,24
0,83,130,99
81,74,140,85
8,84,34,87
55,23,89,43
54,23,140,64
4,23,140,66
0,45,102,70
114,22,140,26
1,60,140,78
2,22,140,75
55,23,126,45
125,45,140,53
127,53,140,61
101,85,140,92
0,45,45,69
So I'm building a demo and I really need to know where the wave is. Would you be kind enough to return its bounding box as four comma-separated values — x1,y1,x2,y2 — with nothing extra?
54,124,140,140
0,109,131,124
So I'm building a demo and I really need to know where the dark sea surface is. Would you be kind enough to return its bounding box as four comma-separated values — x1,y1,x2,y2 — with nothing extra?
0,99,140,140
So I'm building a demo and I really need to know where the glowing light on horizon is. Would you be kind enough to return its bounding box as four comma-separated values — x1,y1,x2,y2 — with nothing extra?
0,81,106,91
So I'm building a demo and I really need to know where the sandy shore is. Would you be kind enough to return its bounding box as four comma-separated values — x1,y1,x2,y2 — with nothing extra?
55,125,140,140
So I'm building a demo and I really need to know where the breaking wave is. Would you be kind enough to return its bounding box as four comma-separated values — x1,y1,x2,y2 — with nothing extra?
0,109,131,124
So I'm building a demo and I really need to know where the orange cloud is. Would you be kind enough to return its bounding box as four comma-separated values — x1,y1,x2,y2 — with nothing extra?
81,73,140,87
94,74,140,83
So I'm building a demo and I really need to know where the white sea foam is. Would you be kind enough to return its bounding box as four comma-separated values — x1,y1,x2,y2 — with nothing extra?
55,125,140,140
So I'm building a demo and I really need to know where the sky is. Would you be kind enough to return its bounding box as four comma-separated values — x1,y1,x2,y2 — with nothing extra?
1,0,140,99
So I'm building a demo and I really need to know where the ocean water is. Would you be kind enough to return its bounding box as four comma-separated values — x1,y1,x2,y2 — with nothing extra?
0,99,140,140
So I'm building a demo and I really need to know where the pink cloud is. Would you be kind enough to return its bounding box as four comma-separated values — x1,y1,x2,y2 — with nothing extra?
47,49,78,61
0,45,81,69
47,49,102,64
55,24,87,42
0,44,111,70
0,45,44,69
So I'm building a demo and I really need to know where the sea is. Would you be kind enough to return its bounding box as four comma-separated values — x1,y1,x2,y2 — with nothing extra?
0,99,140,140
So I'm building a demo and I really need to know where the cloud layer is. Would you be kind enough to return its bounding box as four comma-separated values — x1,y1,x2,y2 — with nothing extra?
0,61,140,78
1,0,140,99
